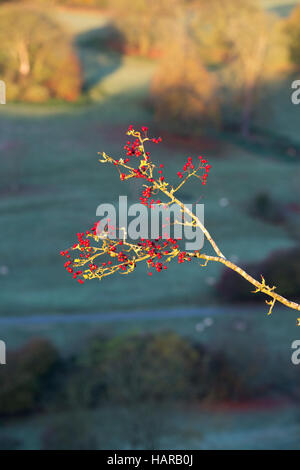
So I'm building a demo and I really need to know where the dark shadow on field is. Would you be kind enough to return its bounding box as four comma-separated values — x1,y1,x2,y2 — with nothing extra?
75,22,123,50
75,23,123,93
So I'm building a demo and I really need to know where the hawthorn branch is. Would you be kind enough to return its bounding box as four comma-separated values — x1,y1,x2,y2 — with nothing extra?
61,125,300,319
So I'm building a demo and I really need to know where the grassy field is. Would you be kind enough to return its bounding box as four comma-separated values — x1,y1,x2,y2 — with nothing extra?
2,403,300,450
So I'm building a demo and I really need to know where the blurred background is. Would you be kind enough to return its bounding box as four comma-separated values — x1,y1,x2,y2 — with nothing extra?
0,0,300,450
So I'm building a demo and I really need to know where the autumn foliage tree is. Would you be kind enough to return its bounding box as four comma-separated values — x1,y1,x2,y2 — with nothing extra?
151,32,220,134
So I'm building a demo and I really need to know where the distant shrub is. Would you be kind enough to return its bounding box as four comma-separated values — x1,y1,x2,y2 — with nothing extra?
247,191,285,225
216,247,300,303
0,339,59,416
190,343,246,401
0,4,82,102
13,330,278,415
151,36,220,135
50,332,197,410
87,332,199,403
78,330,258,404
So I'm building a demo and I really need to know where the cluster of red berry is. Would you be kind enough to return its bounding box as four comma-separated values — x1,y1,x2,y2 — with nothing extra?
178,252,191,264
124,138,142,158
140,186,162,208
176,156,211,185
60,252,84,283
144,237,184,275
61,230,191,283
60,229,98,283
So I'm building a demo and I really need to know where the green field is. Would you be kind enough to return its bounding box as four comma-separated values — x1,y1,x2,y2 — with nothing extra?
2,403,300,450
